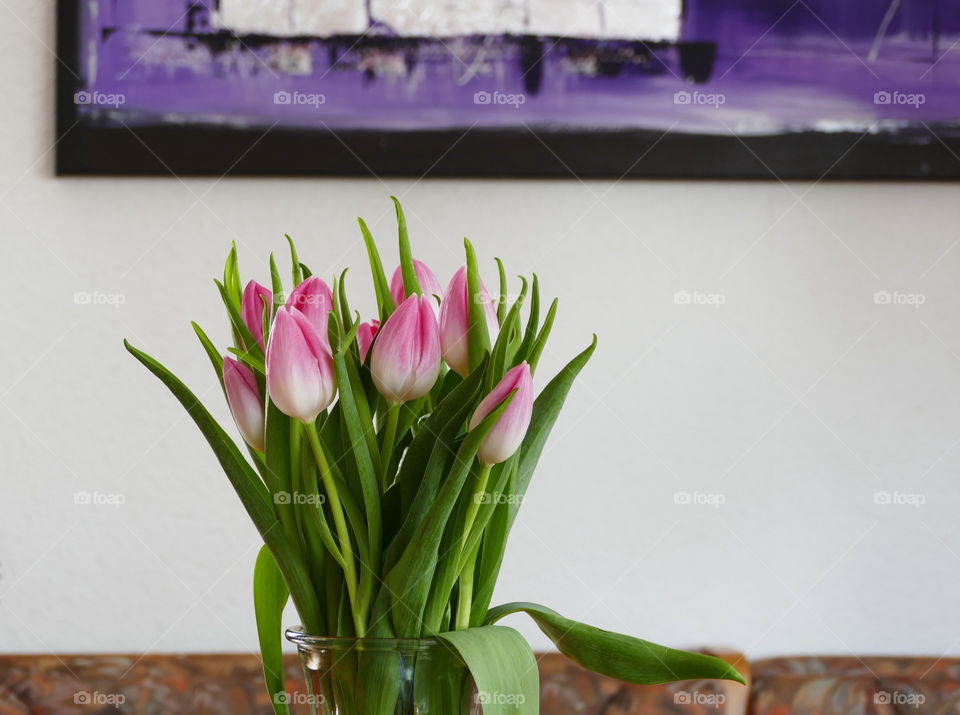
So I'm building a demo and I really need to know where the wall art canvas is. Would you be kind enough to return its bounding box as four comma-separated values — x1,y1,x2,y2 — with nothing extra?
57,0,960,178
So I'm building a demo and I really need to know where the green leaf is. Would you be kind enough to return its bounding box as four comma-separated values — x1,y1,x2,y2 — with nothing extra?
526,298,557,375
485,602,745,686
495,258,508,324
464,238,491,371
436,626,539,715
331,351,383,577
269,253,284,312
123,340,322,634
191,321,225,390
392,196,421,298
253,546,291,715
285,234,303,286
358,217,395,323
516,275,540,362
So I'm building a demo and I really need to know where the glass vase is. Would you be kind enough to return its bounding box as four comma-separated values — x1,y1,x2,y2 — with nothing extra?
285,628,482,715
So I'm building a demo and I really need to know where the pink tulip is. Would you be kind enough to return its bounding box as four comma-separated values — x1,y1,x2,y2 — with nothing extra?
222,357,265,452
469,362,534,465
286,277,334,337
390,260,442,314
242,281,273,351
371,295,441,404
357,320,379,363
438,267,500,377
265,307,337,423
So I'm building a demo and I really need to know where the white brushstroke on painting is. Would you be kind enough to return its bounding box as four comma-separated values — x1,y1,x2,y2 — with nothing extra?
598,0,681,40
215,0,681,41
292,0,368,36
216,0,293,36
371,0,526,36
215,0,366,36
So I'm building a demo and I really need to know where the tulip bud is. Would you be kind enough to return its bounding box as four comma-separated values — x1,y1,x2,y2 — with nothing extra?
241,280,273,351
357,320,379,363
390,260,442,314
265,307,337,423
469,362,533,465
222,357,266,452
286,276,334,336
371,295,441,404
438,267,499,377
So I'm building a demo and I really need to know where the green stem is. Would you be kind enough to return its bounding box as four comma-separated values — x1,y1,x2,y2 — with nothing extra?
454,463,492,630
290,421,304,541
460,464,492,556
455,558,476,630
379,403,401,490
305,422,366,636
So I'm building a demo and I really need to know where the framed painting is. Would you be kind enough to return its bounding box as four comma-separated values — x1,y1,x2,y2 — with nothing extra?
57,0,960,178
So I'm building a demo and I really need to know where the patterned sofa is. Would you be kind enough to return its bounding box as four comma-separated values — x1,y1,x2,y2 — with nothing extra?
0,651,956,713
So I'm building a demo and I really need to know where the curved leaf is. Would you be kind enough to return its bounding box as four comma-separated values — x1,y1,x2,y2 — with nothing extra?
436,626,538,715
254,546,290,715
485,602,745,686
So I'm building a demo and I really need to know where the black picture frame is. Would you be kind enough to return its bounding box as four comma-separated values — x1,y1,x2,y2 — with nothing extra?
56,0,960,180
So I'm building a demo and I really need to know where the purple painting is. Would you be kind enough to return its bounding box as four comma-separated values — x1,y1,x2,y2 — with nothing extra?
57,0,960,177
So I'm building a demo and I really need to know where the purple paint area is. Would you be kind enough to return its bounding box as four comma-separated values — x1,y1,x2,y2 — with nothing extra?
74,0,960,135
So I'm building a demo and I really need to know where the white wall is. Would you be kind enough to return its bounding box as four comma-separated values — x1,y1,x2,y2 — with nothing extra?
3,1,960,659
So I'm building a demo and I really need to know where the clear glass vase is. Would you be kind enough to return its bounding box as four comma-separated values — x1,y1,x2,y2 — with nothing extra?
285,628,482,715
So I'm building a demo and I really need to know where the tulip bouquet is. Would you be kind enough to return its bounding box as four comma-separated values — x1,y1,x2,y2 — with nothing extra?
125,199,742,715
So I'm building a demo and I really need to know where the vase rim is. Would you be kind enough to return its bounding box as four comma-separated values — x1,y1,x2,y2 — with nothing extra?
285,626,446,652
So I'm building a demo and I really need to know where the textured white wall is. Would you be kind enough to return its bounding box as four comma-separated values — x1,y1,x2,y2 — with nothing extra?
3,2,960,660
